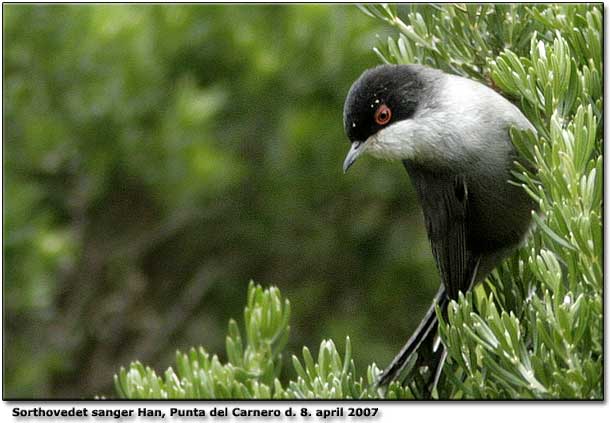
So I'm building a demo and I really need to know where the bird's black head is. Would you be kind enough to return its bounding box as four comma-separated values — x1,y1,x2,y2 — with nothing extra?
343,64,432,143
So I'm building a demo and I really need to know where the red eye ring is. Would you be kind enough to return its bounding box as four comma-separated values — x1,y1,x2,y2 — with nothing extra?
374,104,392,125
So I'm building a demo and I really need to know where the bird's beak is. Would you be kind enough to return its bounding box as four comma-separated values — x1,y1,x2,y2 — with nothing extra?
343,141,365,173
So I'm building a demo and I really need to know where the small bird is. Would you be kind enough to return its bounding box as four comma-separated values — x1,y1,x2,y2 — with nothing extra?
342,64,537,395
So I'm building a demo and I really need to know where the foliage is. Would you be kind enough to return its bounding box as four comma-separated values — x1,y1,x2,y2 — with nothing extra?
368,4,602,399
114,282,413,399
5,4,602,400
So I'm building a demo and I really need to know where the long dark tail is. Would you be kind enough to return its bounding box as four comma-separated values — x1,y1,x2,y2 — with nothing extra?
377,285,449,397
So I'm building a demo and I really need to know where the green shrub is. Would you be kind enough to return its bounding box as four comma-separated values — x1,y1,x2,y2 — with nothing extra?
114,282,412,399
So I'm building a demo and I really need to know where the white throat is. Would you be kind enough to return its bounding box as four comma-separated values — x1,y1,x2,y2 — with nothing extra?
364,118,436,162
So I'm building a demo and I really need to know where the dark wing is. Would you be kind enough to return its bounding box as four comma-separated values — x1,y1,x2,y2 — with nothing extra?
403,162,480,300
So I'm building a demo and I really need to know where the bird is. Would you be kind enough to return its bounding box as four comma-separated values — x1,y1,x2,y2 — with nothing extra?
342,64,537,396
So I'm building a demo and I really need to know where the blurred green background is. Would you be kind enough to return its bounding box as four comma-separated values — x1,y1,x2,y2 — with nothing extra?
3,4,438,398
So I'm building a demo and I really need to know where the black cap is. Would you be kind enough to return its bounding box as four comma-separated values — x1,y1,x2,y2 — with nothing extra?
343,64,440,143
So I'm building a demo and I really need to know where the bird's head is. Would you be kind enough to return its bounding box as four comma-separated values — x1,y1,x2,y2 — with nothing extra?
342,64,441,172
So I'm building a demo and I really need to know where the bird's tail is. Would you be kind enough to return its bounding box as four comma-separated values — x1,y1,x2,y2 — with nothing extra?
377,285,449,397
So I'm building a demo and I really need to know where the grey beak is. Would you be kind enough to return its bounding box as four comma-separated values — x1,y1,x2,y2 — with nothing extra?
343,141,364,173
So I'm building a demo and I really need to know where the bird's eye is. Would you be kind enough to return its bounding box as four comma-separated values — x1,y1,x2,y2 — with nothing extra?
374,104,392,125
